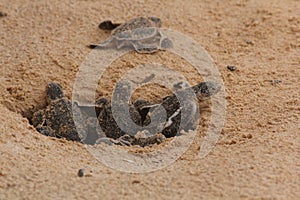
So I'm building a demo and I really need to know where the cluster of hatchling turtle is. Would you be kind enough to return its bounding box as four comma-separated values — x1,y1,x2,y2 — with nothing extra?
31,17,221,147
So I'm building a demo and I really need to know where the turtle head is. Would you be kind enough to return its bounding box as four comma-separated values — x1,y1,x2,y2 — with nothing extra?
148,17,162,27
133,99,152,124
95,97,109,108
46,82,64,103
160,37,173,50
95,97,110,116
193,81,221,100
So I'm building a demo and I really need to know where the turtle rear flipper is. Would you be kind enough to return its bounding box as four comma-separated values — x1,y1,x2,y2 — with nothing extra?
88,37,115,49
89,38,134,50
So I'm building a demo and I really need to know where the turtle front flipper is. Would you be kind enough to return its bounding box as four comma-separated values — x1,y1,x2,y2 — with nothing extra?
98,20,121,30
32,111,56,137
36,126,56,137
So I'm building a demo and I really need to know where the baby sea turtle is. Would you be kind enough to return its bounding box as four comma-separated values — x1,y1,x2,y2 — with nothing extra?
133,81,221,138
150,81,221,137
89,16,173,53
97,80,151,139
32,82,85,141
97,99,142,140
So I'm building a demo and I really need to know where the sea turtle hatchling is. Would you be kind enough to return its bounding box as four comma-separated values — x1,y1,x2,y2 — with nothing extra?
89,16,173,53
31,82,86,141
133,81,221,138
151,81,221,138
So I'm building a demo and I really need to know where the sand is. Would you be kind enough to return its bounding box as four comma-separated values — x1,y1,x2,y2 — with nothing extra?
0,0,299,199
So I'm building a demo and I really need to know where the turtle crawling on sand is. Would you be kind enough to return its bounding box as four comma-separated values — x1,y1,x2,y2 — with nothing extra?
150,81,221,137
89,16,173,53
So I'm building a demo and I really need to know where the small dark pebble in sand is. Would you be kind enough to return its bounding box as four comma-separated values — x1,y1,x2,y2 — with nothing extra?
246,39,254,45
227,65,236,71
132,180,141,184
0,12,7,17
78,169,84,177
269,79,282,86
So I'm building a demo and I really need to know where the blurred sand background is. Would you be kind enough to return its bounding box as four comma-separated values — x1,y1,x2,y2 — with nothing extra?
0,0,299,199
